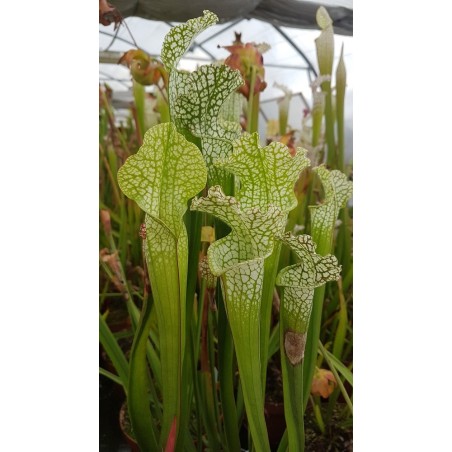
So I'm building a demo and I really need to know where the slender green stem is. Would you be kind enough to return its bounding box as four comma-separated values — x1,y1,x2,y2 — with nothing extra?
311,98,324,150
191,281,205,450
218,294,241,451
267,322,281,359
99,145,122,207
99,367,125,387
208,301,222,442
100,89,131,155
250,93,260,134
247,66,259,134
260,242,282,391
276,429,288,452
199,370,221,450
236,380,244,429
186,208,202,312
157,87,171,123
128,299,162,389
283,362,305,451
302,285,326,410
280,291,305,452
99,315,129,391
337,207,353,284
215,215,241,451
177,315,195,451
278,96,289,136
176,209,203,450
118,199,128,269
332,278,347,359
323,81,337,169
196,285,221,450
132,80,146,141
127,296,160,451
311,396,326,433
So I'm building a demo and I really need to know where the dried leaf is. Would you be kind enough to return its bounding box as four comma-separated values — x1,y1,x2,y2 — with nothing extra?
99,0,122,28
100,209,111,236
118,50,167,87
100,248,125,294
311,367,337,398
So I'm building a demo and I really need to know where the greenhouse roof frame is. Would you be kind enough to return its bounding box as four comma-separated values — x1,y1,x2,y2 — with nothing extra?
108,0,353,36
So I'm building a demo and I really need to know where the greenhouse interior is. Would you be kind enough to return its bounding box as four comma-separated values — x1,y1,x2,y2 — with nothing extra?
99,0,353,451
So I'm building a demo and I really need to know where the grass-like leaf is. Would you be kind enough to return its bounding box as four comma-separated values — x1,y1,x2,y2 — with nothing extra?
320,344,353,387
99,314,129,391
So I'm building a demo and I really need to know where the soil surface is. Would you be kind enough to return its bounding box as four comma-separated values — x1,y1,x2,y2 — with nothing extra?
99,375,131,452
265,353,353,451
304,406,353,452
